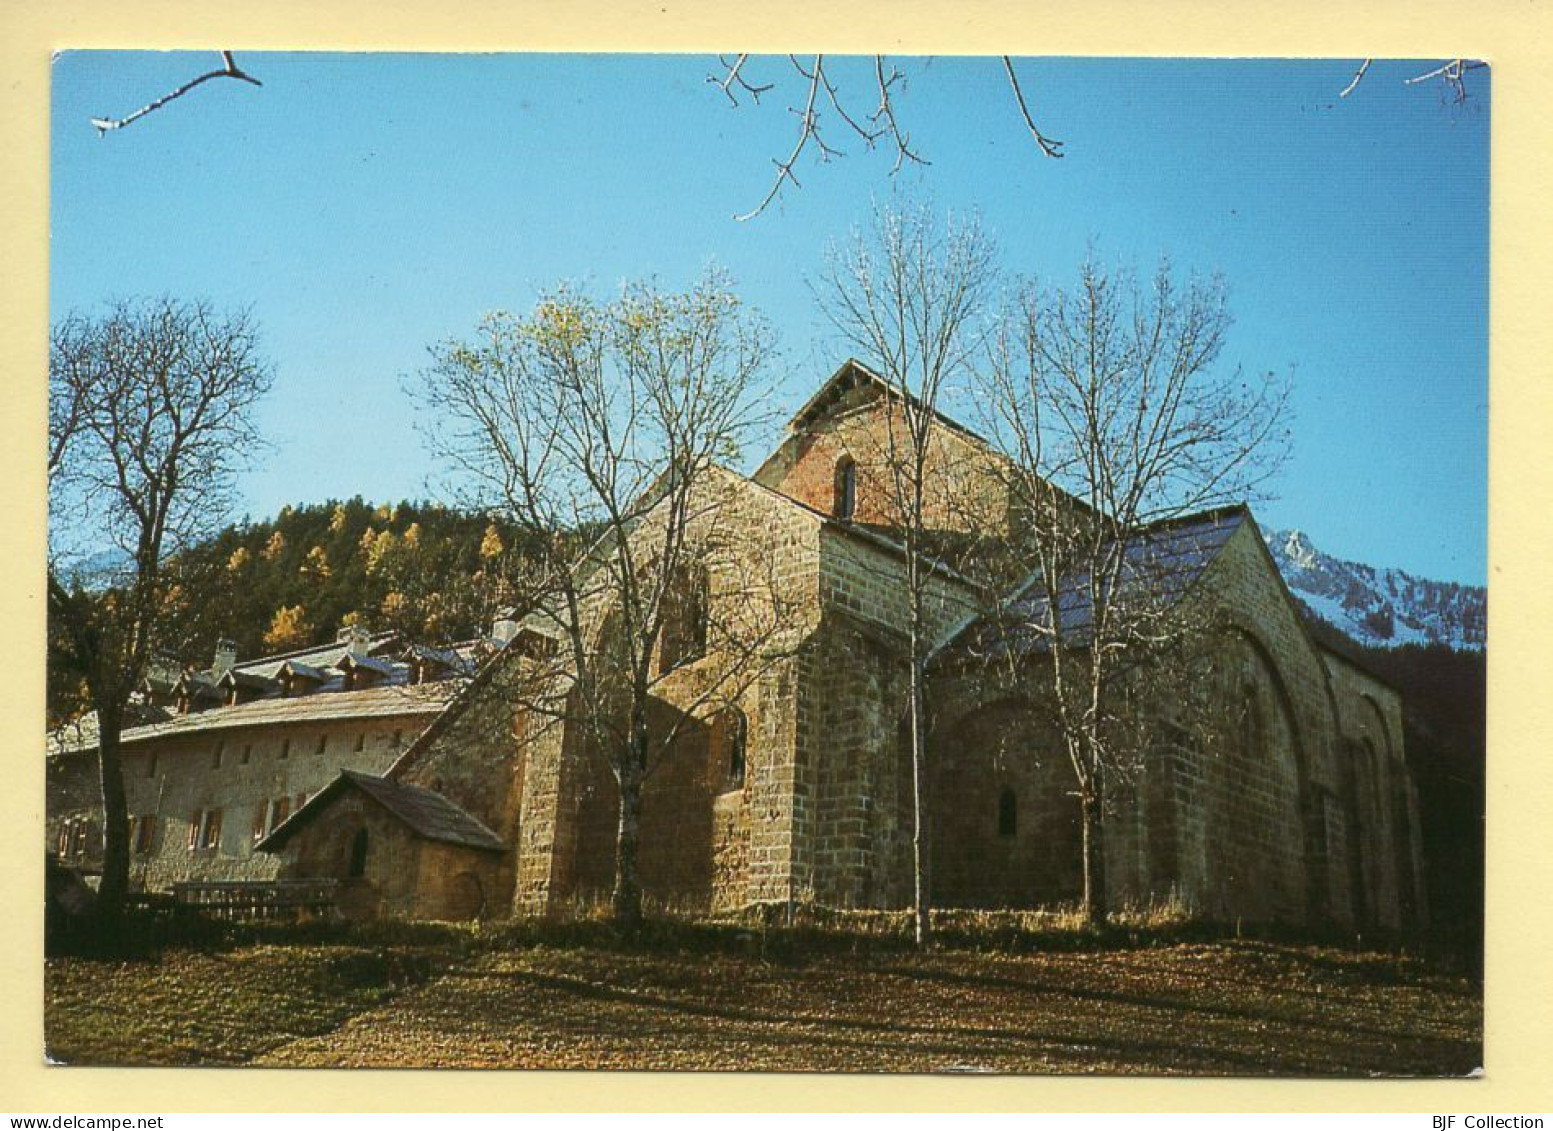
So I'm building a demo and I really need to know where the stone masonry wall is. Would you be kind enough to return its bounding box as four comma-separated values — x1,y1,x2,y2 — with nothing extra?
393,656,530,914
279,791,417,919
930,699,1083,908
1322,652,1425,932
791,525,980,907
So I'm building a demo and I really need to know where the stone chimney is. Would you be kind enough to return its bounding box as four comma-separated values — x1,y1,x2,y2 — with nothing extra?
213,639,238,676
491,608,519,646
337,622,372,657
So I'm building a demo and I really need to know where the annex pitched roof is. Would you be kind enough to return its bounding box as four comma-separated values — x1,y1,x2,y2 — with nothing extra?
255,769,506,854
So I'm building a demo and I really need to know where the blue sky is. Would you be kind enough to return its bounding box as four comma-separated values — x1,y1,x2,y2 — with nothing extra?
49,53,1489,584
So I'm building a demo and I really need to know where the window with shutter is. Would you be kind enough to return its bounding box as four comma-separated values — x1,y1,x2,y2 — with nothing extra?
201,809,223,850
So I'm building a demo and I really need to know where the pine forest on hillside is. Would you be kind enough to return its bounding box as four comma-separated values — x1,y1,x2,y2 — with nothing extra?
47,499,538,728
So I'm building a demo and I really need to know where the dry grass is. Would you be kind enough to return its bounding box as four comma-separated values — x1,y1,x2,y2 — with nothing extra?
44,921,1481,1075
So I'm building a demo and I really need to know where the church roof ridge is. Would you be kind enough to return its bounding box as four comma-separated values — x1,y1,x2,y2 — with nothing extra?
784,358,994,449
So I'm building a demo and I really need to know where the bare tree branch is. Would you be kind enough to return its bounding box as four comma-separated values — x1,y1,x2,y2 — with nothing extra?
49,299,273,922
967,254,1291,924
734,54,828,222
873,56,929,175
815,202,999,946
1338,58,1373,99
731,54,935,221
708,53,772,107
1002,56,1064,159
91,50,261,136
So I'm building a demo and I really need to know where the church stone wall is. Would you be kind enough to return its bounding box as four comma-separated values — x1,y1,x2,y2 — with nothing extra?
506,470,825,917
915,520,1424,934
930,699,1083,908
1322,653,1425,933
792,527,980,908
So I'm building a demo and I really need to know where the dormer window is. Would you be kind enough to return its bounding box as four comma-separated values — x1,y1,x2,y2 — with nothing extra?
834,456,857,520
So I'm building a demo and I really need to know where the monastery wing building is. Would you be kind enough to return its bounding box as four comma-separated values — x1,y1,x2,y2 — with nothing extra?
49,361,1429,935
47,626,490,915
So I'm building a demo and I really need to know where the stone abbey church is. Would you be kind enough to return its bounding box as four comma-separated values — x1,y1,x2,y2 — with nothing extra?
47,361,1428,934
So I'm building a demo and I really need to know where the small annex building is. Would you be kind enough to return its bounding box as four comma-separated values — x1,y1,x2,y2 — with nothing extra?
256,770,506,920
252,361,1428,935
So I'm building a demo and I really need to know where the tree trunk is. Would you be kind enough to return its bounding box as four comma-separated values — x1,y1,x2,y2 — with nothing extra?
909,659,930,949
611,724,647,932
94,706,130,927
1080,774,1107,926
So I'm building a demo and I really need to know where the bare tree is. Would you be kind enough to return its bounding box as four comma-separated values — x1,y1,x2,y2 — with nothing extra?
413,273,788,929
814,203,998,946
89,51,261,136
712,55,1061,220
970,256,1291,924
48,298,273,924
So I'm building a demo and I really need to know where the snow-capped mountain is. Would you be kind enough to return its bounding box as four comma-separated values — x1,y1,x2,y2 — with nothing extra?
51,546,134,590
1265,529,1485,652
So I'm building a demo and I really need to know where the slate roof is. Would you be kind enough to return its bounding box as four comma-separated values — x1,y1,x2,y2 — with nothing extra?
947,506,1248,660
232,632,399,682
337,652,397,677
48,681,461,756
277,660,330,683
406,643,479,676
47,627,499,758
255,769,506,854
218,669,278,692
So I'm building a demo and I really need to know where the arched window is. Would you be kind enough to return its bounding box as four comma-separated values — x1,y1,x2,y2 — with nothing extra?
347,828,369,878
998,788,1018,838
833,456,857,520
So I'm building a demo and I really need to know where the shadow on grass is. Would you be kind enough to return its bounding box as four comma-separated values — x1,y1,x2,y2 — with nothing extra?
410,961,1466,1076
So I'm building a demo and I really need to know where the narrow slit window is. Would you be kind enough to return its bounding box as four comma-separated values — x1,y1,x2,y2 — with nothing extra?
348,828,369,878
998,788,1018,838
720,708,748,790
834,456,857,520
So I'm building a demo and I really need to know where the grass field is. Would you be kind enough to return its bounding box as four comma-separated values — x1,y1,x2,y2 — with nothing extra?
43,920,1482,1075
